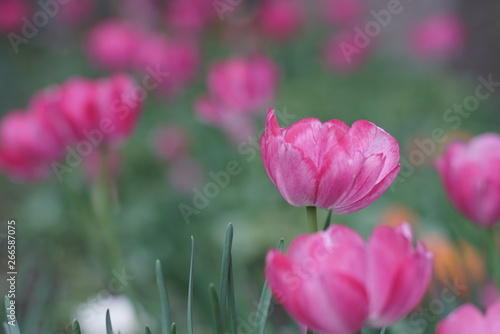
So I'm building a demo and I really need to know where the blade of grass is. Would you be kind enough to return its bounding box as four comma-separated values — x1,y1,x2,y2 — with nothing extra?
145,326,152,334
170,323,177,334
2,322,10,334
228,259,238,334
72,320,81,334
253,239,284,334
106,309,113,334
156,259,172,334
187,236,195,334
219,223,233,328
209,283,223,334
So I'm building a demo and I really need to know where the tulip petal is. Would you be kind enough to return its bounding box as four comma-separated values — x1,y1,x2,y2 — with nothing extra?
486,299,500,333
334,164,400,214
436,304,488,334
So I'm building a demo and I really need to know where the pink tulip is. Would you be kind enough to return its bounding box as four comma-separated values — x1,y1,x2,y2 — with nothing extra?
260,108,400,213
58,0,94,25
436,300,500,334
323,31,373,73
435,133,500,227
86,20,142,70
255,0,304,40
0,110,62,181
322,0,365,27
150,125,190,161
266,223,432,333
54,74,142,147
266,225,369,334
366,223,433,327
480,281,500,309
168,157,203,193
411,13,465,60
0,0,30,32
33,74,142,148
206,54,279,114
133,34,199,96
164,0,215,32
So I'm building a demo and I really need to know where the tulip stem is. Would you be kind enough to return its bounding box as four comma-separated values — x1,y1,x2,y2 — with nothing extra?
306,206,318,233
488,229,500,291
92,147,122,270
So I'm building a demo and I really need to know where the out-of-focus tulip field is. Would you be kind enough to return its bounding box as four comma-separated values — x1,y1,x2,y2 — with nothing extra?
1,0,500,333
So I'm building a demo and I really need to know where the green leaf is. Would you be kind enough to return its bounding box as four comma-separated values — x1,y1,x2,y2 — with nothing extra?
187,236,195,334
156,259,172,334
170,323,177,334
72,320,81,334
4,296,20,334
323,209,333,230
219,223,234,328
209,283,223,334
145,326,152,334
106,309,113,334
253,239,284,334
228,260,238,334
3,322,11,334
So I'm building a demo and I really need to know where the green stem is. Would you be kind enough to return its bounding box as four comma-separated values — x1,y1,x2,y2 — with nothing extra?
92,147,122,270
306,206,318,233
488,229,500,291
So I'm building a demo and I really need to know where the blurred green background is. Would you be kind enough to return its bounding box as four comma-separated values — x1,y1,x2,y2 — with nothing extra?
0,0,499,333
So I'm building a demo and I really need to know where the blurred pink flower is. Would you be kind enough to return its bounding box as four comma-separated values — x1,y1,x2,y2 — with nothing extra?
322,0,365,26
0,0,30,32
411,13,465,60
436,300,500,334
150,125,190,161
164,0,215,32
86,20,143,70
260,108,400,213
54,74,143,147
133,35,200,96
58,0,94,25
255,0,304,40
168,157,203,193
0,110,62,181
206,54,279,114
435,133,500,227
480,281,500,310
323,31,372,73
266,223,432,333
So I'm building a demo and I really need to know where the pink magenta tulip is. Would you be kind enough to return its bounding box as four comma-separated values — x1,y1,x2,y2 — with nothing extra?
266,225,369,334
255,0,304,40
86,20,142,70
0,110,63,181
411,13,465,60
266,223,432,333
322,0,365,27
163,0,215,32
260,109,400,213
323,31,373,73
366,223,433,327
207,54,279,114
0,0,30,32
50,74,142,147
435,133,500,227
436,300,500,334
